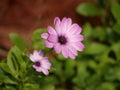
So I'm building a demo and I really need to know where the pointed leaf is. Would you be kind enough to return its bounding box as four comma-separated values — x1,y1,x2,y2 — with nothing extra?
111,1,120,22
9,33,27,51
76,3,100,16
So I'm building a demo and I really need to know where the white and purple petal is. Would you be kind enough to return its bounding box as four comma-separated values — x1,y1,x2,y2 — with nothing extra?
29,50,51,75
41,33,48,39
41,17,84,59
45,40,54,48
47,35,58,43
47,26,57,35
54,43,62,54
61,46,68,58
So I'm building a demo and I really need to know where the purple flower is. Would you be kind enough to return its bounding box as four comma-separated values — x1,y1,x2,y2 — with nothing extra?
29,50,51,75
41,17,84,59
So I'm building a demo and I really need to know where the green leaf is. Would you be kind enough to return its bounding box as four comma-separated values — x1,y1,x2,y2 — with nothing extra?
64,59,75,79
92,26,107,41
10,46,26,72
57,54,65,60
0,67,5,82
50,59,63,78
32,28,46,41
7,46,26,77
32,28,47,50
22,83,40,90
87,73,102,86
7,49,19,75
96,82,115,90
111,1,120,22
40,76,59,86
88,60,97,70
9,33,27,51
113,23,120,34
82,23,92,38
107,27,119,44
84,42,109,54
111,42,120,60
41,85,55,90
99,50,116,64
0,68,17,85
0,63,13,76
3,76,17,85
5,85,16,90
73,62,89,88
105,66,120,81
76,3,100,16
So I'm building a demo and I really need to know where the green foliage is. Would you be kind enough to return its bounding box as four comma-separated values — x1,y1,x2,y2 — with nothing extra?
96,82,115,90
32,28,47,50
40,85,55,90
75,0,120,89
84,42,109,54
82,22,92,39
63,59,75,79
73,62,89,88
92,26,107,41
9,33,27,51
111,0,120,23
113,23,120,34
76,3,100,16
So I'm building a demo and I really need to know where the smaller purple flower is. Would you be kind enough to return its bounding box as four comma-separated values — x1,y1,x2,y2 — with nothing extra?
29,50,51,75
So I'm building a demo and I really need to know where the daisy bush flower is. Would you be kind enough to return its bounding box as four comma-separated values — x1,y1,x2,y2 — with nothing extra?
41,17,84,59
29,50,51,75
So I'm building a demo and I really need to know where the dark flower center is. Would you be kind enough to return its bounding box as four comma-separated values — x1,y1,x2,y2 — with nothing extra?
58,36,67,44
35,61,40,67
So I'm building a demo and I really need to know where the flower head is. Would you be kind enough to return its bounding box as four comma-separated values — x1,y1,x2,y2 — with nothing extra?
41,17,84,59
29,50,51,75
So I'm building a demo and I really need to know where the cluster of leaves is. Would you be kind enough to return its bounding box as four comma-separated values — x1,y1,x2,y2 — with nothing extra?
74,0,120,90
0,34,43,90
0,0,120,90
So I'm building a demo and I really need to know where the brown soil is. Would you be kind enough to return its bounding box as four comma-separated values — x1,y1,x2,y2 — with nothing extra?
0,0,99,59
